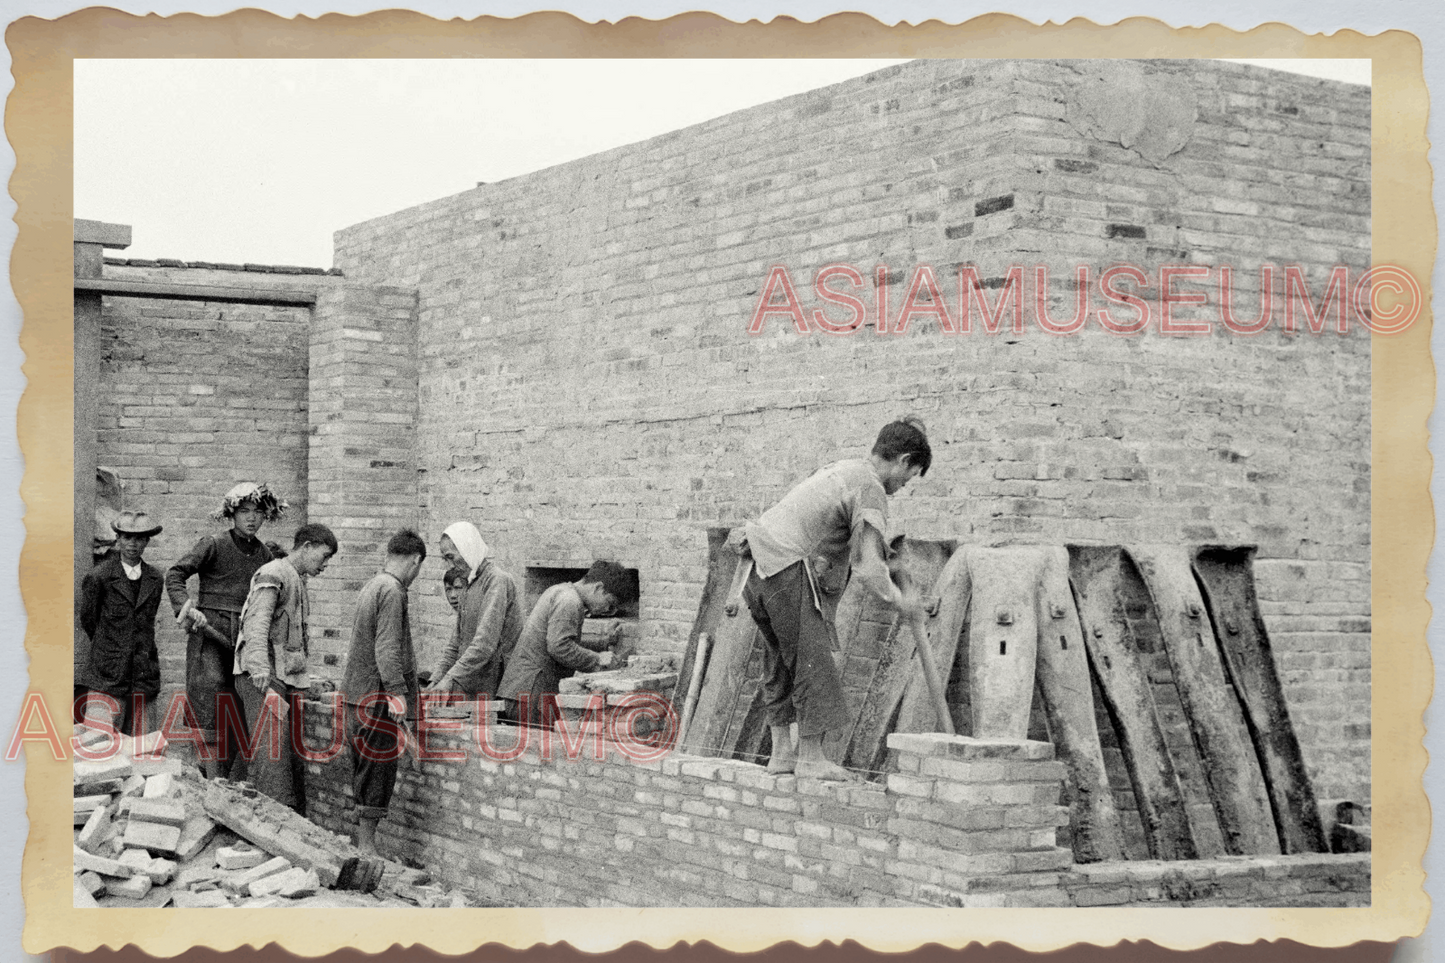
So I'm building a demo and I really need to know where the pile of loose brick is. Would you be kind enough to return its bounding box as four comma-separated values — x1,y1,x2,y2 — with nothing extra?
555,654,680,737
72,726,472,909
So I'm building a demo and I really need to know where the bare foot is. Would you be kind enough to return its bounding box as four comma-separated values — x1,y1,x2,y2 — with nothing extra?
766,754,796,774
794,759,859,782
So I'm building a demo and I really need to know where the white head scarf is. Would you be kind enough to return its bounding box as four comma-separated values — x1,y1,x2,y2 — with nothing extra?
442,521,488,582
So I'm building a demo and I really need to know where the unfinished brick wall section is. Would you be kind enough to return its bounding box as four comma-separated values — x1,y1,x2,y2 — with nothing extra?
92,265,337,691
305,284,422,672
300,708,1367,907
332,60,1371,808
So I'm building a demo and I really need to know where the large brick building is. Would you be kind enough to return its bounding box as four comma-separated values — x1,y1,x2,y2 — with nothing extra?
77,59,1371,900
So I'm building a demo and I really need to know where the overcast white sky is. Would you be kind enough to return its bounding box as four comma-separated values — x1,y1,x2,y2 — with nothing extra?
74,58,1370,268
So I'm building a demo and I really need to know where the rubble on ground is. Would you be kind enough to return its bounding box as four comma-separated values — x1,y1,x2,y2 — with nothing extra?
71,723,473,908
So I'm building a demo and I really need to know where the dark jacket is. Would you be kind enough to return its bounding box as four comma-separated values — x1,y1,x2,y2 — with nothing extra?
166,530,273,617
78,554,163,699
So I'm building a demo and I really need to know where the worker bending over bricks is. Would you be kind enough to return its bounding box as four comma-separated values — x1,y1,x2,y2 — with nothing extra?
166,483,285,777
498,560,634,727
77,510,166,736
233,523,338,814
739,418,931,781
342,529,427,857
426,522,523,704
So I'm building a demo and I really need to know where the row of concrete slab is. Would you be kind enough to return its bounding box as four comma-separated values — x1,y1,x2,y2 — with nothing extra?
679,539,1335,864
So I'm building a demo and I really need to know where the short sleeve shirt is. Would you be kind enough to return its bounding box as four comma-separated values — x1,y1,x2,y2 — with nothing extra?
745,458,889,594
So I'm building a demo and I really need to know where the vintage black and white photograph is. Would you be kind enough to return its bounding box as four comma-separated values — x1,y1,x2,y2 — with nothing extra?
66,52,1379,920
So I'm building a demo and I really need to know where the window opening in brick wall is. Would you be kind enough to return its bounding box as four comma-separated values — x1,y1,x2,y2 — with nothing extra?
524,565,641,620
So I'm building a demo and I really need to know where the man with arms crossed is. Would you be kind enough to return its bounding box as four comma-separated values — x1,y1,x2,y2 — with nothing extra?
741,417,931,780
342,529,426,857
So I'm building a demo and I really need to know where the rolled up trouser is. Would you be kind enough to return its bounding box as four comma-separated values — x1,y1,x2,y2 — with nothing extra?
347,702,402,821
742,561,850,738
185,608,247,779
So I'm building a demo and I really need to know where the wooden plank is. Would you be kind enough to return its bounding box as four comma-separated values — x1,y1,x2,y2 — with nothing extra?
1068,546,1196,860
1191,546,1329,854
856,544,970,770
1033,546,1125,864
200,777,363,889
73,276,317,306
677,553,763,758
1131,545,1279,856
674,527,736,713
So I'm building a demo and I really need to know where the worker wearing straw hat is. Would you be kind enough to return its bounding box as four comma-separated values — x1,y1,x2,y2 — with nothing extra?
165,482,285,777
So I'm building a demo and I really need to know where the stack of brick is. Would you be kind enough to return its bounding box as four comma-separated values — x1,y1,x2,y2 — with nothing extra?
72,734,210,907
883,733,1076,907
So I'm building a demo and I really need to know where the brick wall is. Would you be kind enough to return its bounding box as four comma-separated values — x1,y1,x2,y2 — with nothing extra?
93,264,338,691
300,706,1368,908
331,60,1371,806
305,283,422,672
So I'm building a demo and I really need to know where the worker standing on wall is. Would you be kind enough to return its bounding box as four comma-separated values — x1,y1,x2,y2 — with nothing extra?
739,417,932,781
165,482,285,778
233,523,338,814
497,561,633,727
342,529,426,857
425,522,523,707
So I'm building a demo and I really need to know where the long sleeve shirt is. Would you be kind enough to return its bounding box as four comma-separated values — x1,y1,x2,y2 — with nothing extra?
165,529,273,617
497,582,609,703
234,559,310,690
430,558,522,695
342,572,418,717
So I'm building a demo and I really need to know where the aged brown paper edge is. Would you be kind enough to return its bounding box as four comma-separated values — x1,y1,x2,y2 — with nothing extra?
8,9,1432,956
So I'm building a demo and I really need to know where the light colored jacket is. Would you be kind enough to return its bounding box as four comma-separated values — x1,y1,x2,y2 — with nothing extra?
234,558,311,690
